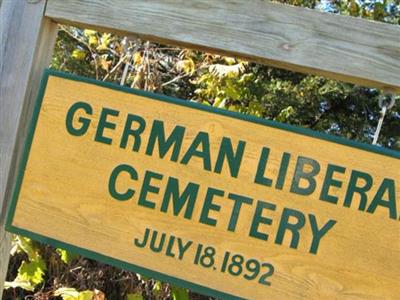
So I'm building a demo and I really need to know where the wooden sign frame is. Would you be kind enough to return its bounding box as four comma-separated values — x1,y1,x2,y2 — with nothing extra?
1,0,399,298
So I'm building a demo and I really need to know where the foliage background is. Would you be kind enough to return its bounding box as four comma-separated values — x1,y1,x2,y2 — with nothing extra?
3,0,399,299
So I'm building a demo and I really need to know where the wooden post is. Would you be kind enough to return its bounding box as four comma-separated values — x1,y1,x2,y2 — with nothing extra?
0,0,58,296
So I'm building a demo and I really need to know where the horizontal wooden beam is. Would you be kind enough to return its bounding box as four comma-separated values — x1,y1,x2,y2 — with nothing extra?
46,0,400,92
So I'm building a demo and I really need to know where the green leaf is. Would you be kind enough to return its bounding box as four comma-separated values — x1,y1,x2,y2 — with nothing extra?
57,248,79,264
8,236,47,291
88,35,98,46
127,293,144,300
83,29,96,37
72,49,87,60
17,236,36,260
213,97,226,108
223,56,236,65
171,286,189,300
55,287,80,298
275,106,295,122
152,280,162,295
224,82,240,100
4,279,35,291
55,288,94,300
228,105,239,112
96,33,112,51
17,256,46,286
209,63,245,78
78,291,95,300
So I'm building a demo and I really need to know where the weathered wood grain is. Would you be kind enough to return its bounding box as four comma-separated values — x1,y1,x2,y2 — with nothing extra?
9,74,399,299
45,0,400,92
0,0,58,296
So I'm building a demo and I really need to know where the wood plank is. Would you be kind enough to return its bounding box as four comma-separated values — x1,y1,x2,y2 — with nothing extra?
45,0,400,92
0,0,58,296
7,72,400,299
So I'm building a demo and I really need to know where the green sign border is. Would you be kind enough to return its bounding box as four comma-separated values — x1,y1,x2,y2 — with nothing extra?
6,69,399,300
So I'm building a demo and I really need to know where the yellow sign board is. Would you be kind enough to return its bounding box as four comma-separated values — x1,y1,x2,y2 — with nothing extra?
7,70,400,299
